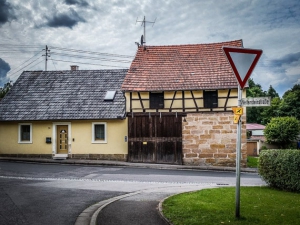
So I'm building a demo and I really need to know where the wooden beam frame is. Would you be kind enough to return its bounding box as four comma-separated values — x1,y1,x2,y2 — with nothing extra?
137,92,145,112
224,89,231,111
169,91,177,112
190,91,199,112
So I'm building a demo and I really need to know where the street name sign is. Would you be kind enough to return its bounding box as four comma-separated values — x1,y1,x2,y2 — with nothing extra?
222,47,263,89
241,97,271,107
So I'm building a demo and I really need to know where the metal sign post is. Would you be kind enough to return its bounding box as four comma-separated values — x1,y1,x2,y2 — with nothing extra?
235,85,242,218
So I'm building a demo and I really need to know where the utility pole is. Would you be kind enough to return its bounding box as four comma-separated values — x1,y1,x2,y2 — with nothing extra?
42,45,50,71
136,16,156,45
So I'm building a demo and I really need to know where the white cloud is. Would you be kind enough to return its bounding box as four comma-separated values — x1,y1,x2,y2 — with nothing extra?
0,0,299,94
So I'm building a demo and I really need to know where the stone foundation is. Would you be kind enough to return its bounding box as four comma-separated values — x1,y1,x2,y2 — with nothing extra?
182,112,247,167
0,154,52,159
69,154,128,161
0,154,128,162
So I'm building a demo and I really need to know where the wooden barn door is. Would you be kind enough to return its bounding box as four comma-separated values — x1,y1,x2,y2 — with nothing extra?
128,114,182,164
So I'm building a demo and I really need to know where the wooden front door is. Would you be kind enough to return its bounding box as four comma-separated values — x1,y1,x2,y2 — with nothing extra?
128,114,182,164
57,125,68,154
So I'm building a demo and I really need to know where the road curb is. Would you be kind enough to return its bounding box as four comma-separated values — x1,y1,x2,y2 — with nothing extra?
0,157,258,173
158,196,174,225
74,191,142,225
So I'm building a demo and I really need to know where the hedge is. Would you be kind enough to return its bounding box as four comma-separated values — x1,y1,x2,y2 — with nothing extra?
259,150,300,192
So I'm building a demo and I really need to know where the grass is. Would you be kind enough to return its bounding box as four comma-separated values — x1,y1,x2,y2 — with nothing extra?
162,187,300,225
247,156,259,168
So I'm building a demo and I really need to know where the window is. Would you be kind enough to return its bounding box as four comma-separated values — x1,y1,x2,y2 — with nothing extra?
18,123,32,143
203,90,218,108
150,92,164,109
92,122,107,143
104,91,116,101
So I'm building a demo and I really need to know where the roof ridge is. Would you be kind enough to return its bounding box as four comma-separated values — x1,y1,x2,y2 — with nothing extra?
140,39,243,48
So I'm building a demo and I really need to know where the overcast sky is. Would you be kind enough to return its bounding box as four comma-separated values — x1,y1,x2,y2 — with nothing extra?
0,0,299,96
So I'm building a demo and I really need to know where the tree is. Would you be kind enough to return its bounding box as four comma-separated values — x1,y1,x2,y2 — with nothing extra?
279,84,300,120
264,117,300,149
260,97,281,124
267,85,279,98
246,79,267,124
0,82,13,98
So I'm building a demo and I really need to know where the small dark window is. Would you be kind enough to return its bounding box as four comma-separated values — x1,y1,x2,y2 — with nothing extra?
21,125,31,141
203,90,218,108
94,124,105,141
150,92,164,109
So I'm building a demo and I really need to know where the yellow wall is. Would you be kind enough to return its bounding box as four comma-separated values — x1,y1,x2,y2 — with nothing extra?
0,121,53,154
125,89,246,112
71,120,127,154
0,119,128,155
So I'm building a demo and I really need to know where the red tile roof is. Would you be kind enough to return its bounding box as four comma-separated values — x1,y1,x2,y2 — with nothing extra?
122,39,243,91
246,123,266,130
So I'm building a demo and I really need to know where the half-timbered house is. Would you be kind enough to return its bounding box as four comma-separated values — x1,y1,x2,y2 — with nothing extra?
122,40,247,166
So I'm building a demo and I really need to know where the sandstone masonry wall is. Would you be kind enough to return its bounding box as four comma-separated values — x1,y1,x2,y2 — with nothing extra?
182,112,247,167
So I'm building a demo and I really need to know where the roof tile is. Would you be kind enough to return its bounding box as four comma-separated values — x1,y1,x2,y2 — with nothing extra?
0,69,128,121
122,40,243,91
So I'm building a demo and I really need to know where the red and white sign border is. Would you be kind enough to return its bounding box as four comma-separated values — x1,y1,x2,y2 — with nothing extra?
222,47,263,89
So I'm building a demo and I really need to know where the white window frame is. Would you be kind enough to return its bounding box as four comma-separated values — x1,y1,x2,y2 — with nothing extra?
92,122,107,143
18,123,32,144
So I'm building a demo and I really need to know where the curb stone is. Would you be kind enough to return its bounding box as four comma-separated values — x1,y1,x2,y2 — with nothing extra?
74,191,142,225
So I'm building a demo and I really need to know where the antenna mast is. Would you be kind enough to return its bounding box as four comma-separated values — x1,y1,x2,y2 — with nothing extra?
136,16,156,45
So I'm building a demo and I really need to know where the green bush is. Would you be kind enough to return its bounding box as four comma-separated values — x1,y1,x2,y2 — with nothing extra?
264,117,300,148
259,150,300,192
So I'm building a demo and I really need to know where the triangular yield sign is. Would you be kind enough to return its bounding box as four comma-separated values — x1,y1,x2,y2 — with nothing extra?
222,47,263,89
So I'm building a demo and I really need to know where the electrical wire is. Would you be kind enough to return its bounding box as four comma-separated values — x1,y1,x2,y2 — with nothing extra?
8,56,44,79
7,50,43,75
50,51,132,63
50,58,57,70
49,46,134,58
50,59,129,68
24,58,44,71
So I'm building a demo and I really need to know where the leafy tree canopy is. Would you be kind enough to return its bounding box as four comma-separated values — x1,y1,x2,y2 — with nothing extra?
264,117,300,149
0,81,13,98
246,79,300,124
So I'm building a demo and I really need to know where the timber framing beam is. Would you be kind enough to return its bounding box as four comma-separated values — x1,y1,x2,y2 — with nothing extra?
224,89,231,111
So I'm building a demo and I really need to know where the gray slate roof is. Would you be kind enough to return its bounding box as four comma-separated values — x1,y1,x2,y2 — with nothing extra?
0,69,128,121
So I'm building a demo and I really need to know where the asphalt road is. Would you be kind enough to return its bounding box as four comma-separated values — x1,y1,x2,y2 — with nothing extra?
0,161,266,225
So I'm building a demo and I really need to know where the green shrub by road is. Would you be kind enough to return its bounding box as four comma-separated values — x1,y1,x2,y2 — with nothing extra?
162,187,300,225
259,150,300,192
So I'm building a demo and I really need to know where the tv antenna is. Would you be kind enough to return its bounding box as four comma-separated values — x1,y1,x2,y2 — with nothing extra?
136,16,156,46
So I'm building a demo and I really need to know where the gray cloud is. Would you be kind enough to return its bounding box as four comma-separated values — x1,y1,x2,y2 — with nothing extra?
0,58,11,86
271,52,300,67
65,0,89,7
0,0,16,25
45,8,86,29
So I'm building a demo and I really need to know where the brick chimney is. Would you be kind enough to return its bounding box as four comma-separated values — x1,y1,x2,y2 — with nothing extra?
70,65,79,71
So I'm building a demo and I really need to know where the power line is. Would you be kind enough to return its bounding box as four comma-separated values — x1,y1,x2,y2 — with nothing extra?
24,59,44,71
50,58,57,70
50,51,132,63
8,56,44,79
50,59,129,68
49,46,134,58
7,50,43,75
